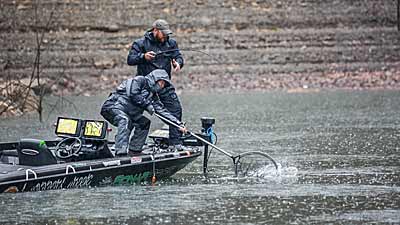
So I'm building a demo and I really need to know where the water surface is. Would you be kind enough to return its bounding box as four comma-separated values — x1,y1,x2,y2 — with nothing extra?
0,90,399,224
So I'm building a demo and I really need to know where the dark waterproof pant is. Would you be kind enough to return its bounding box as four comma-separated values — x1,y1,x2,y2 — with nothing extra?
101,108,150,154
158,86,182,145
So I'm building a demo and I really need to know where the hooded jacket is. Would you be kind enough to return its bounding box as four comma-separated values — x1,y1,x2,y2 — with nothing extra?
127,31,184,78
101,69,181,124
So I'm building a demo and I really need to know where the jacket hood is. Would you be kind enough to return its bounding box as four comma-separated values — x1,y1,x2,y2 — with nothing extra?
146,69,171,88
144,31,156,43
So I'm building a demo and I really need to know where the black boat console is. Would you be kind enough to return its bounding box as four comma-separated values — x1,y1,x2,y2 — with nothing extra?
52,117,114,161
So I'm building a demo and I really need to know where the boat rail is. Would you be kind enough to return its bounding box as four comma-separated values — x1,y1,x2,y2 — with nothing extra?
25,169,37,180
65,165,76,174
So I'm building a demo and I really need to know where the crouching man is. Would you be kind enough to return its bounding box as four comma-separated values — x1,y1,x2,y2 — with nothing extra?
100,69,187,156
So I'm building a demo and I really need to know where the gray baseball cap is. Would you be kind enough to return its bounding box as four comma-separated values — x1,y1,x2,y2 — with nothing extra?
152,19,173,36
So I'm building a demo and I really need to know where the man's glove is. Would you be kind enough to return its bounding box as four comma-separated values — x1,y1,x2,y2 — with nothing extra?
172,59,181,73
176,121,188,134
146,104,155,115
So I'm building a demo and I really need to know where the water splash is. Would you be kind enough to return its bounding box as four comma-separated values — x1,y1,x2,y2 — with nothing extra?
246,163,298,178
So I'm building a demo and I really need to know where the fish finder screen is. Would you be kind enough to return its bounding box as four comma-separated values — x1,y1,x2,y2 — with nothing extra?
56,118,80,136
83,121,105,138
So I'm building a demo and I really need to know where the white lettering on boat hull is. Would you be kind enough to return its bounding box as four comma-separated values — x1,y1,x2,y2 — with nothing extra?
29,174,94,191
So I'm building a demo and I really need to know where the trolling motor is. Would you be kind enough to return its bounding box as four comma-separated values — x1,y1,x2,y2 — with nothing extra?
200,117,215,176
154,113,278,177
201,117,216,134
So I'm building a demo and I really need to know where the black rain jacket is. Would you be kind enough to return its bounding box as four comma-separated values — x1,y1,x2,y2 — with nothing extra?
101,69,181,124
127,31,184,78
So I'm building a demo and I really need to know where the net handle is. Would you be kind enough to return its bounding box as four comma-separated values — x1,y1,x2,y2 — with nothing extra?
153,113,278,171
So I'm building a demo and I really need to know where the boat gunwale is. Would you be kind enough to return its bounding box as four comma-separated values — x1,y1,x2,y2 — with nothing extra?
0,150,202,184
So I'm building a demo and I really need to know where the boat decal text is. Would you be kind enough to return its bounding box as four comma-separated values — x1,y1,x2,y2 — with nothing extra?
130,157,142,163
29,174,94,192
31,177,67,192
114,172,151,185
66,174,93,189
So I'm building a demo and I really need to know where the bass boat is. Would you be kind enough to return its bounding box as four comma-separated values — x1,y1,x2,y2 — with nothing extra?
0,116,216,193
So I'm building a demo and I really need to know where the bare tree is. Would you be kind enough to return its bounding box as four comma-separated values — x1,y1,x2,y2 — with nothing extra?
18,0,55,122
0,0,77,122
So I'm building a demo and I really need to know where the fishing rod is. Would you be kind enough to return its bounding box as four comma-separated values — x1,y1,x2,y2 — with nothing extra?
154,113,278,176
154,48,223,64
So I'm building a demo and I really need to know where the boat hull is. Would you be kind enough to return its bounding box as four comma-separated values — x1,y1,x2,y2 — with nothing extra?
0,150,201,193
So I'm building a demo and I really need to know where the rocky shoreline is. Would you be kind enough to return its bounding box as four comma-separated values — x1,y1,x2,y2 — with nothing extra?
1,0,400,116
32,69,400,97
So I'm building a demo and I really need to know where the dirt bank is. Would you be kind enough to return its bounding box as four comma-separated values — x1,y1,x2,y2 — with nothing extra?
1,0,400,96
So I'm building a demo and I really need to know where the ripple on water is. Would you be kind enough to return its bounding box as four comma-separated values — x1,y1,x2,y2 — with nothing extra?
1,91,400,225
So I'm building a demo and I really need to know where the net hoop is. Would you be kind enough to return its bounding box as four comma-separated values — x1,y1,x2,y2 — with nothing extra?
234,151,278,176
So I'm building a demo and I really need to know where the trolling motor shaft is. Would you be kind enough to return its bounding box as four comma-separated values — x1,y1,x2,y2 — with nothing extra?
201,117,215,176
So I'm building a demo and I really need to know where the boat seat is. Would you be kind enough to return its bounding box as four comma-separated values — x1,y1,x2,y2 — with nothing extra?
17,139,57,166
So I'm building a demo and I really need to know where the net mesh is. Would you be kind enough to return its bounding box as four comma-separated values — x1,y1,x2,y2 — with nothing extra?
235,152,279,178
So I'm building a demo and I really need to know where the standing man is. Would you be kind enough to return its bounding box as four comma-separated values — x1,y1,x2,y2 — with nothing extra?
127,19,186,150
